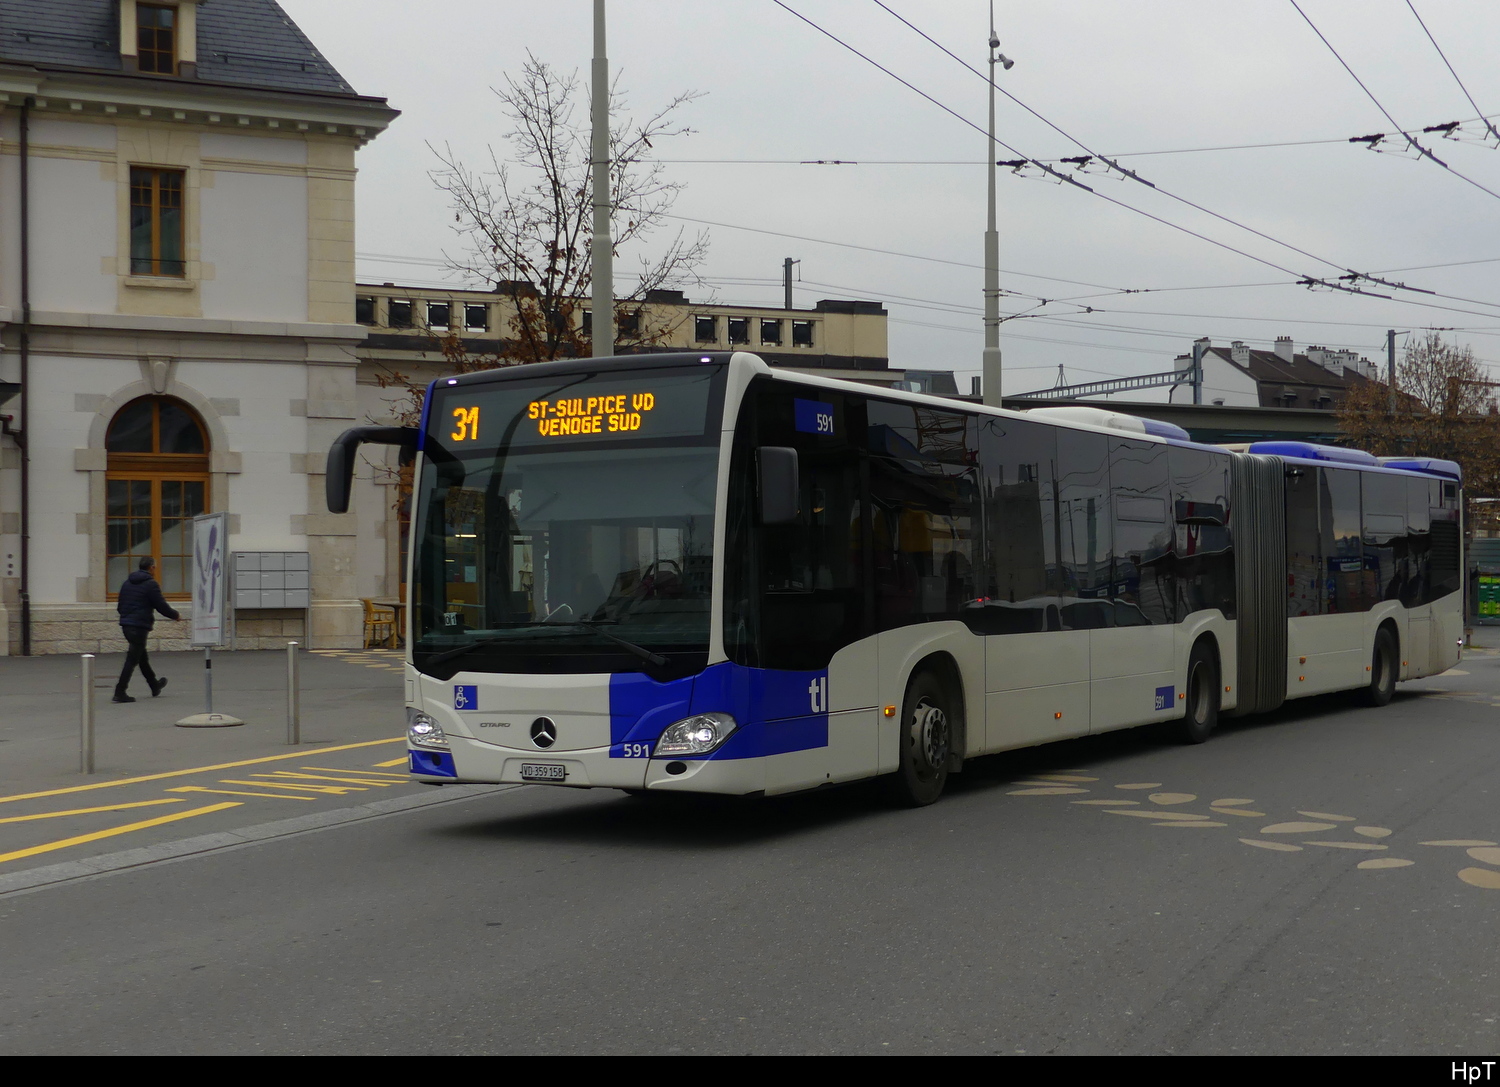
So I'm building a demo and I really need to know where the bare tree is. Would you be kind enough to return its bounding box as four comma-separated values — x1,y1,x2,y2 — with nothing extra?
1338,331,1500,527
372,56,707,502
434,55,706,359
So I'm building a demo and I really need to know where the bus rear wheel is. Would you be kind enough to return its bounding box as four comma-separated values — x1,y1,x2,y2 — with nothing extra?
882,670,952,807
1171,641,1220,745
1360,627,1398,707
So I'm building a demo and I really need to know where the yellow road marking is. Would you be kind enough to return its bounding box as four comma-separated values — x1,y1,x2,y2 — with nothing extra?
0,803,241,866
0,798,186,824
373,757,409,768
168,786,317,802
259,771,402,787
221,779,368,795
0,738,403,807
302,767,407,778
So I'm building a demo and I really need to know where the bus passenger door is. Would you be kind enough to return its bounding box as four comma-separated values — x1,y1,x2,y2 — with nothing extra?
751,386,877,792
977,416,1090,749
1089,438,1175,733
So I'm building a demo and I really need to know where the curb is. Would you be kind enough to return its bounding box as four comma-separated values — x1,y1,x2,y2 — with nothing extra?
0,782,518,899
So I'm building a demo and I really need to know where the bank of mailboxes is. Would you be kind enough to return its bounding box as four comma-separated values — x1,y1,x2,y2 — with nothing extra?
234,551,311,609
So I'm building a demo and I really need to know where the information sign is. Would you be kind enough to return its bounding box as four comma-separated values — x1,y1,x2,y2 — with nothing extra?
191,512,229,647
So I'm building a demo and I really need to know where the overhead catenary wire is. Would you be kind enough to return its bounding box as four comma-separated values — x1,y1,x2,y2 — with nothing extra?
1289,0,1500,204
870,0,1500,311
1403,0,1500,143
768,0,1333,283
774,0,1499,315
654,109,1500,165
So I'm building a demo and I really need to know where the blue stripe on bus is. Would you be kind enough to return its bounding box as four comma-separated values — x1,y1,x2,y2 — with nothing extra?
409,748,457,778
608,662,830,760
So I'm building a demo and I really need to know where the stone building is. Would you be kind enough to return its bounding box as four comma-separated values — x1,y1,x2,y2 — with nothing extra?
0,0,396,654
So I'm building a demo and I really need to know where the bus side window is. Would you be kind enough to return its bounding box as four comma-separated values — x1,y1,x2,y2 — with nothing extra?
867,400,979,633
970,416,1058,635
1404,476,1431,608
1170,446,1234,621
1323,468,1368,614
1285,468,1323,617
1109,438,1172,625
1429,477,1461,603
1055,430,1113,628
1361,472,1408,604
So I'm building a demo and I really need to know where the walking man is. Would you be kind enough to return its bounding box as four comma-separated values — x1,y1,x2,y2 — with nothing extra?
114,557,182,703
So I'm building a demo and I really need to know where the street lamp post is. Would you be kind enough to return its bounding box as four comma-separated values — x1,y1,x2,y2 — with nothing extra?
982,5,1012,407
590,0,615,358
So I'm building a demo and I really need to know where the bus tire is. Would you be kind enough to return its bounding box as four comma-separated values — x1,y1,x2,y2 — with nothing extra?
1172,640,1220,745
882,670,952,807
1361,627,1398,707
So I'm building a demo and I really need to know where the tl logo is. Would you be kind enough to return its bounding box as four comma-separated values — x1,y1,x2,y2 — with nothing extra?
807,676,829,714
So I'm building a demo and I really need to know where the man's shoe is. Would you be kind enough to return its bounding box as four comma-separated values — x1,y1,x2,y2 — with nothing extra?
150,678,168,697
112,693,135,703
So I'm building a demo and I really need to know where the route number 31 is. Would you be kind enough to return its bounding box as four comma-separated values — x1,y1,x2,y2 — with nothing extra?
451,405,480,442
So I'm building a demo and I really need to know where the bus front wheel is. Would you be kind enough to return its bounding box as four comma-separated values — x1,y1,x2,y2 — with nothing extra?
882,670,952,807
1360,627,1398,707
1172,640,1220,745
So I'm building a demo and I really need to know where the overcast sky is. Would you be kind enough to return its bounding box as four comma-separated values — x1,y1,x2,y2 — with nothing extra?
281,0,1500,395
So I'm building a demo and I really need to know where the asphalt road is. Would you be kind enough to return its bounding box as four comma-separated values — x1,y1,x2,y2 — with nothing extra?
3,654,1499,1055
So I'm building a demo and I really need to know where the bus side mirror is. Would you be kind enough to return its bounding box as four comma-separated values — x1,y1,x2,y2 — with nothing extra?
758,446,800,525
326,426,420,513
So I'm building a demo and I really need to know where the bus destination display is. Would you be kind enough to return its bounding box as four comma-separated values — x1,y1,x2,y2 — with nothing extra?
427,366,719,453
528,392,656,437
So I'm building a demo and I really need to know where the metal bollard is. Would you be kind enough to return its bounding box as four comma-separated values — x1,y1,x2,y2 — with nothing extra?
80,653,96,774
286,641,301,745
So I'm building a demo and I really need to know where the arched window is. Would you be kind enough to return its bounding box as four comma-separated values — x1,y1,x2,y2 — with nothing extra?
106,397,210,597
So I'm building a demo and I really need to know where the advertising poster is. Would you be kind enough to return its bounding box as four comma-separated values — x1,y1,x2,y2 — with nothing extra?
191,512,228,647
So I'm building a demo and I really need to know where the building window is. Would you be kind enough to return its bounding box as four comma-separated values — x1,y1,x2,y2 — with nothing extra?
695,315,718,343
760,319,783,346
727,317,750,345
427,302,450,330
129,167,185,277
464,304,489,332
792,320,814,347
105,396,210,598
619,310,641,337
137,4,178,75
388,299,412,328
355,296,376,325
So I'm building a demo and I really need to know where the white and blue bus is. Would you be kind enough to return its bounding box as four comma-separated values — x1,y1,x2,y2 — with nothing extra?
326,351,1464,806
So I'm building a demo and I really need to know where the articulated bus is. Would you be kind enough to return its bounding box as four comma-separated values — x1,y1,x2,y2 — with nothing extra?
327,351,1464,806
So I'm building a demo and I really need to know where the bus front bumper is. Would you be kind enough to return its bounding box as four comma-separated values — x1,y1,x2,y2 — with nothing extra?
409,736,767,795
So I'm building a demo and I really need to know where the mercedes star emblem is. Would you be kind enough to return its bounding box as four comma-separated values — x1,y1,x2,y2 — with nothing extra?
530,717,558,749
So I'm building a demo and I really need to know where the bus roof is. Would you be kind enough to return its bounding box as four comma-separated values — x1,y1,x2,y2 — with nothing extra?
420,353,1458,479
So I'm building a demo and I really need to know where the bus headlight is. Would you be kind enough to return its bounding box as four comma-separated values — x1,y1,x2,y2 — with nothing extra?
407,710,449,749
655,712,737,756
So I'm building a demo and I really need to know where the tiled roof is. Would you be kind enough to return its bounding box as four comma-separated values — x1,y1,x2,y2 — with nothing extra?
0,0,118,69
1205,345,1373,408
197,0,354,95
0,0,356,96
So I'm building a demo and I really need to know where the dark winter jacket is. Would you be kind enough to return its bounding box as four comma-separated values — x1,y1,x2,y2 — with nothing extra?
117,570,180,630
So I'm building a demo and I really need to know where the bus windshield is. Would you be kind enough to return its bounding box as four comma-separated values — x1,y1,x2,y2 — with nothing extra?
411,365,723,678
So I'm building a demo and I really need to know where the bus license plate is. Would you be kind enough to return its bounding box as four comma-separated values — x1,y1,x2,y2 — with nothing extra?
520,763,566,782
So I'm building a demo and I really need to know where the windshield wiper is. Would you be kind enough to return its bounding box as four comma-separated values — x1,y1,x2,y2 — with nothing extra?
420,620,669,669
572,621,670,667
